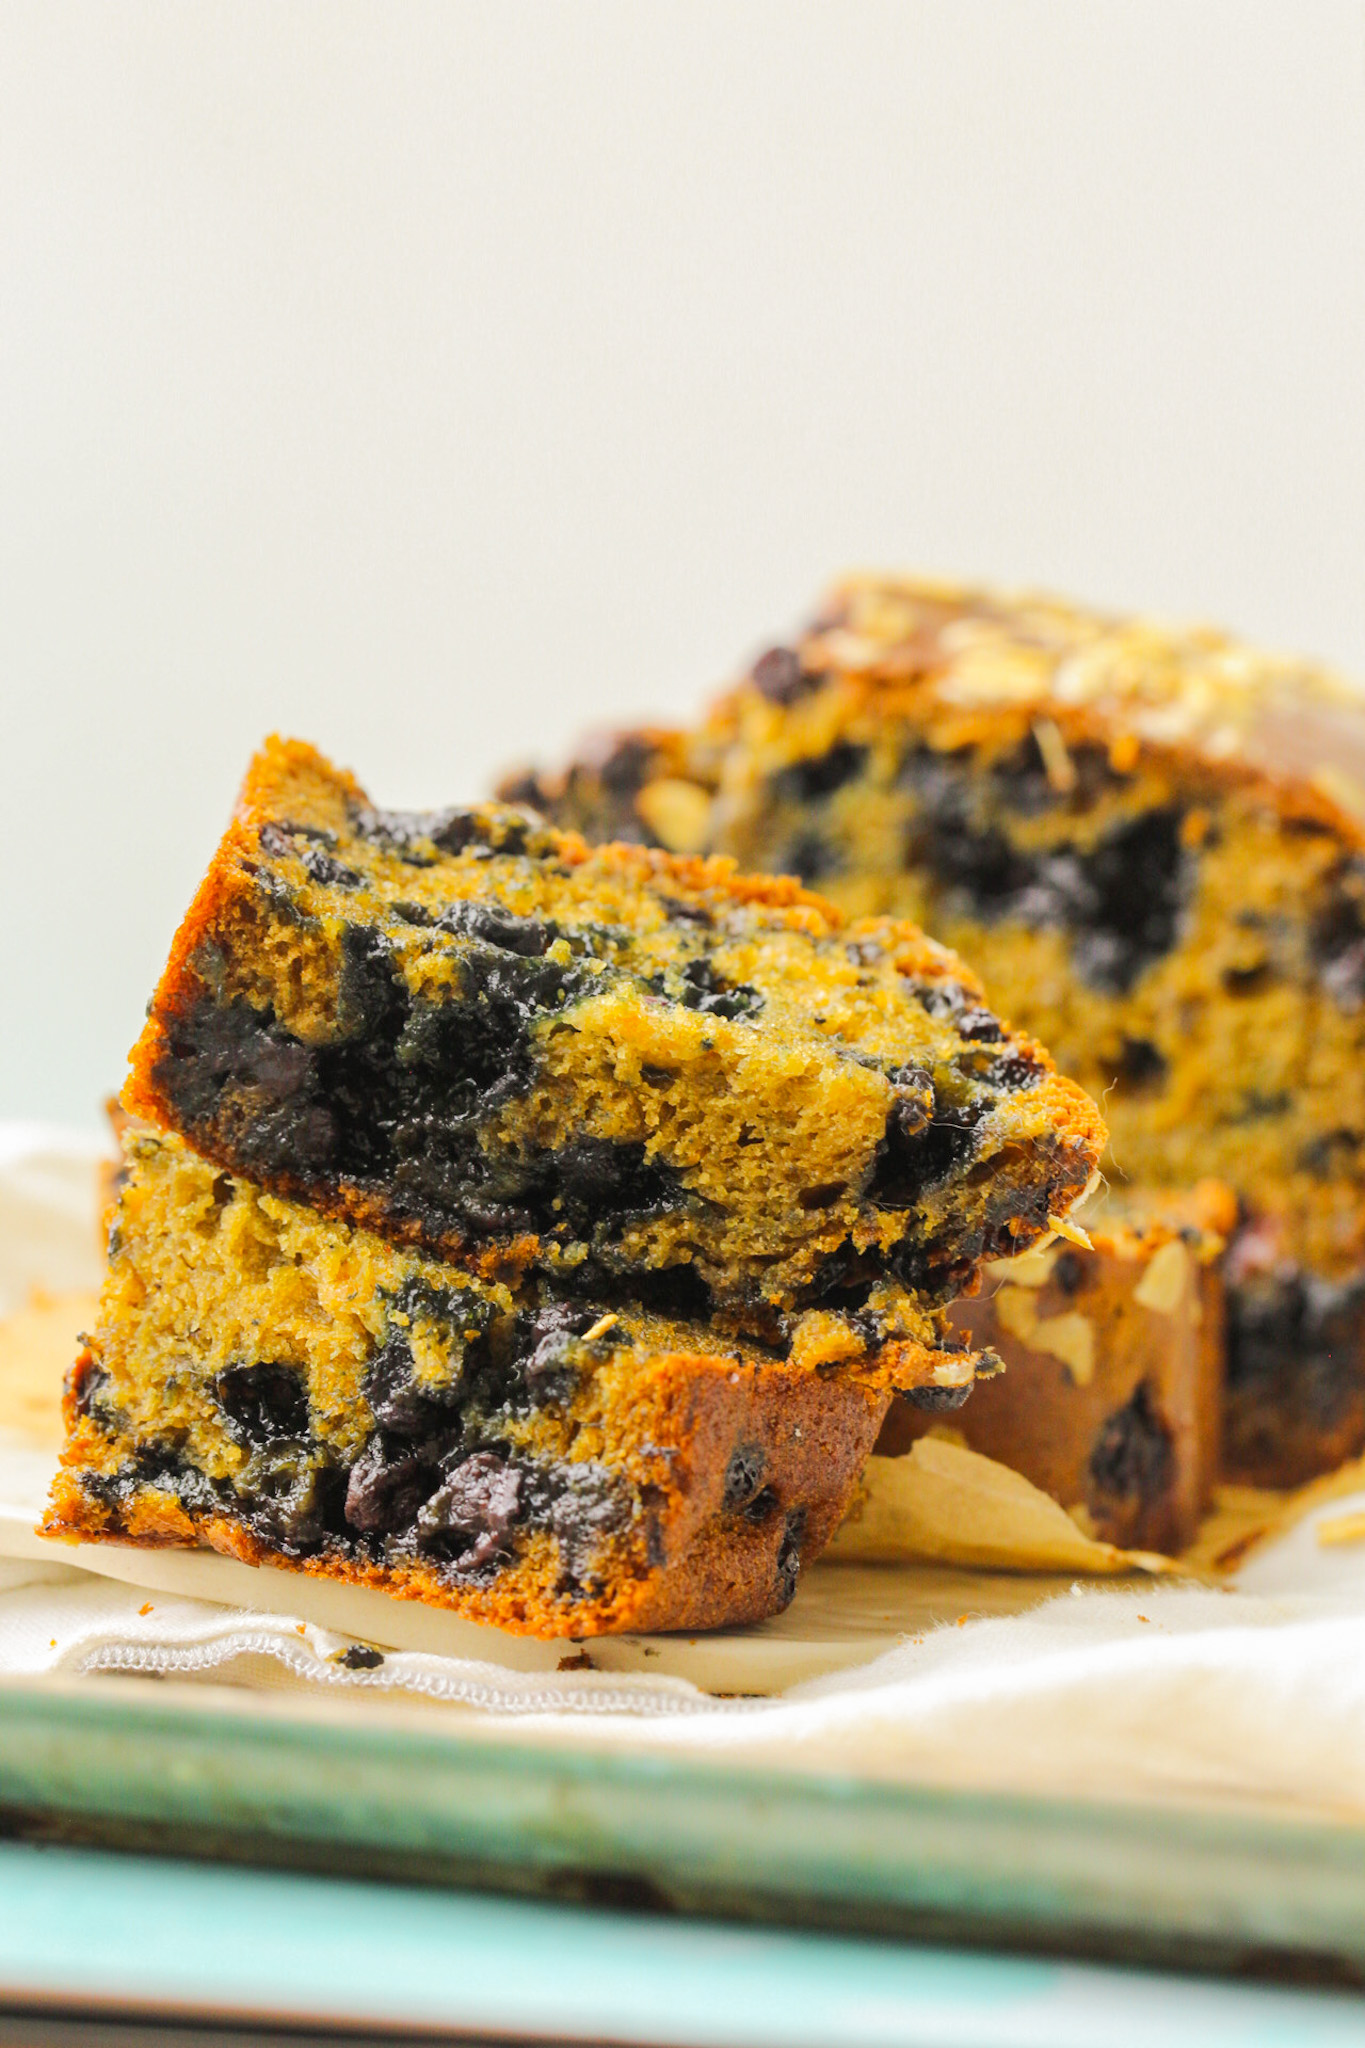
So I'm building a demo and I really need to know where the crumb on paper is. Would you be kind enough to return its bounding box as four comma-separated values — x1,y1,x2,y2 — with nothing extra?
138,1602,153,1616
1316,1510,1365,1549
329,1644,385,1671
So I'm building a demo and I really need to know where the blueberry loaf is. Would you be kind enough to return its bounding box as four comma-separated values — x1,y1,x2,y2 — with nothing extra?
512,579,1365,1484
876,1183,1232,1552
43,1131,889,1635
124,738,1104,1384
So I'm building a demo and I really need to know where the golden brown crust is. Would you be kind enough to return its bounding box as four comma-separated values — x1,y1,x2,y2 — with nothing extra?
237,733,847,925
788,576,1365,844
512,587,1365,853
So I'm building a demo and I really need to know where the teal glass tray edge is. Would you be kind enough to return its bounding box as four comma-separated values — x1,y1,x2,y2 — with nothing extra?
0,1679,1361,1970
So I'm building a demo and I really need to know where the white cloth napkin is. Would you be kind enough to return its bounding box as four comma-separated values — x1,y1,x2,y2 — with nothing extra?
10,1122,1365,1822
14,1553,1365,1820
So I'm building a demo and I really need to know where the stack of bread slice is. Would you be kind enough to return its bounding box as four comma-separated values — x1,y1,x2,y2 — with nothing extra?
43,737,1103,1634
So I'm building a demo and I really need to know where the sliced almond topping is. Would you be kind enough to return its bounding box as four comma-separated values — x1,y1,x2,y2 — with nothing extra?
995,1287,1095,1385
1132,1238,1190,1317
635,777,713,853
1032,717,1077,793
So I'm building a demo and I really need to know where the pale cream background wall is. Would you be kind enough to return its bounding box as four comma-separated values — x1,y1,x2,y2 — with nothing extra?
3,1,1363,1122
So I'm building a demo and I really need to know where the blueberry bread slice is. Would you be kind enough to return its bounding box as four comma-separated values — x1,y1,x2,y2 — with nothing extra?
43,1130,889,1637
124,738,1103,1371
